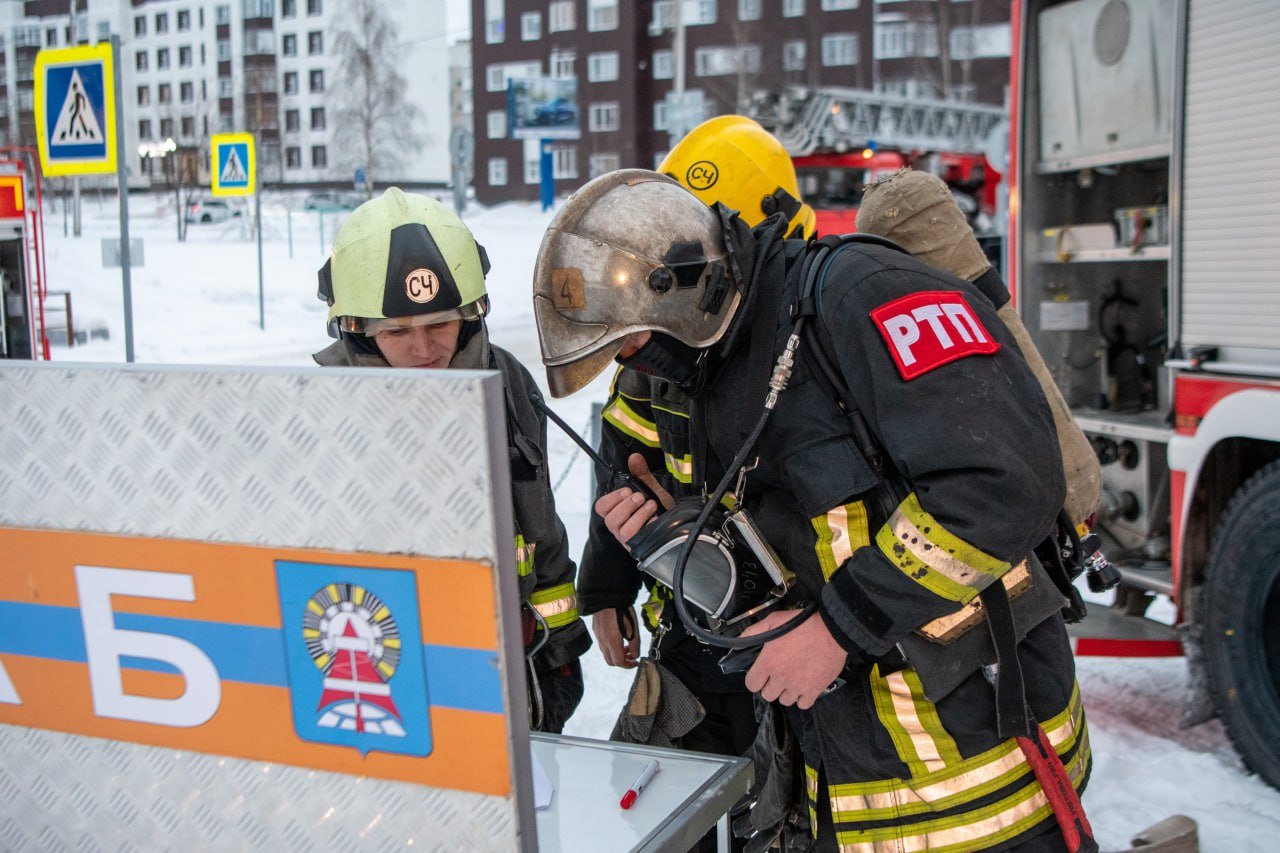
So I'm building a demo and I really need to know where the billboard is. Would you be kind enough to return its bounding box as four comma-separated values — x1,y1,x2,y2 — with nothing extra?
508,77,580,140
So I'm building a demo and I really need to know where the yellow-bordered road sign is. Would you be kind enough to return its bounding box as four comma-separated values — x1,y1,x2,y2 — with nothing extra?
34,43,118,177
211,133,256,197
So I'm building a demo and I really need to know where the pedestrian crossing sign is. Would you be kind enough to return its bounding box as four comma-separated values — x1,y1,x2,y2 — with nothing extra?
211,133,256,197
33,44,117,177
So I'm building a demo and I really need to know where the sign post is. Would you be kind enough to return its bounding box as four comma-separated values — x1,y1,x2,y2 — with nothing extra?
34,40,132,360
209,133,261,329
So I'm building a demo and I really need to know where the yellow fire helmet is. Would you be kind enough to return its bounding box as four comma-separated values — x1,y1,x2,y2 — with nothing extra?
659,114,816,240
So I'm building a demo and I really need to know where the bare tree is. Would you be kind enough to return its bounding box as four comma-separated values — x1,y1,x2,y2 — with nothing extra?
330,0,425,195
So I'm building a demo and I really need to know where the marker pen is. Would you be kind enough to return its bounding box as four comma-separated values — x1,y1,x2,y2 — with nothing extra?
620,759,660,809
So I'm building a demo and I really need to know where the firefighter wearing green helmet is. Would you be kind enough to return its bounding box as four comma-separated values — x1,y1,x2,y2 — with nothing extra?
315,187,590,733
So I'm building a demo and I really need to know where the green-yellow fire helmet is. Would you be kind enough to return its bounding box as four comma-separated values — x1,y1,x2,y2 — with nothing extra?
317,187,490,337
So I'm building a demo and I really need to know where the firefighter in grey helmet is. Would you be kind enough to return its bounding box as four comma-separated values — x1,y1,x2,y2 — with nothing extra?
316,187,591,733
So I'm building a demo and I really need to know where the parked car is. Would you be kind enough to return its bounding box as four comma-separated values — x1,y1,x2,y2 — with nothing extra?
532,97,576,127
185,199,242,224
303,192,362,211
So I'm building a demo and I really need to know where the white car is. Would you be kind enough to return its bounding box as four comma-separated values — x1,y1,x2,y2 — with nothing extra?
185,199,242,224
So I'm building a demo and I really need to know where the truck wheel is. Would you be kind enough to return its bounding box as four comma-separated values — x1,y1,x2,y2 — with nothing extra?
1204,459,1280,789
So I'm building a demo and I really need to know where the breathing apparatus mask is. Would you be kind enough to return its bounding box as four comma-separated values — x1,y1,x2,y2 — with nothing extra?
616,333,704,394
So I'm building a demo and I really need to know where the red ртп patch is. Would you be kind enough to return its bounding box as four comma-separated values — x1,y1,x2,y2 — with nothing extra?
870,291,1000,380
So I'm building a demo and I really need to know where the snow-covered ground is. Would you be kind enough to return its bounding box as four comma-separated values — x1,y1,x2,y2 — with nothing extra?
40,192,1280,851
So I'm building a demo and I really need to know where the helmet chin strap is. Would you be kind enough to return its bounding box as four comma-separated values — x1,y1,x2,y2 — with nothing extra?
617,332,705,393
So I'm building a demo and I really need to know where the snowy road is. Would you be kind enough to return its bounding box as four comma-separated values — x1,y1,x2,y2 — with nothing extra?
42,193,1280,850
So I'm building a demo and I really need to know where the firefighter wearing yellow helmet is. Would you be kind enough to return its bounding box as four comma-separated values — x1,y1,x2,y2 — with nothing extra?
315,188,590,733
660,114,816,239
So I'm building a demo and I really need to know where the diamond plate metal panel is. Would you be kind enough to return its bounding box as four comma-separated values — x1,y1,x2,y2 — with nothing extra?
0,362,530,851
0,363,496,559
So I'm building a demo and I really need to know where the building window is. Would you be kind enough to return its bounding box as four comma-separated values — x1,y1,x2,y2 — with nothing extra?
178,10,191,31
739,0,762,20
308,0,322,14
139,119,152,139
158,83,172,104
201,44,207,64
157,48,170,70
821,0,858,9
488,157,508,186
219,78,235,97
549,1,575,32
589,152,621,178
874,21,937,60
783,40,806,71
156,12,169,33
485,0,505,44
308,31,323,54
588,102,620,132
694,46,761,77
284,72,299,94
310,69,324,92
588,0,619,31
134,16,146,36
286,147,302,168
243,0,275,18
217,39,231,61
487,110,507,139
521,12,541,40
283,0,296,16
216,5,231,25
653,50,674,80
822,33,859,66
311,107,325,129
587,52,619,83
949,24,1011,61
97,20,111,41
45,28,57,47
181,116,195,137
486,61,540,93
283,34,297,56
550,49,575,79
160,118,174,137
137,86,150,106
136,51,149,71
286,109,300,132
180,81,194,102
654,100,669,132
312,145,327,168
179,46,192,67
783,0,804,17
553,146,577,179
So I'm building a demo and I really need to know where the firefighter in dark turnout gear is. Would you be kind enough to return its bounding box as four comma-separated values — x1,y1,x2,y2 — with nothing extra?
580,117,819,777
534,171,1090,850
315,187,590,733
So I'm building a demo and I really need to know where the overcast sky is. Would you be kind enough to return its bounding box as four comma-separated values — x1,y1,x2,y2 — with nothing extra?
446,0,471,43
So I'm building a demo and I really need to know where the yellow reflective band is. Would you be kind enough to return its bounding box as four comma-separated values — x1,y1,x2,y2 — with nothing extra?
870,667,961,777
664,451,693,484
831,684,1085,821
530,582,580,629
812,501,871,581
641,587,666,629
833,738,1090,852
515,534,536,577
878,493,1008,604
603,397,660,447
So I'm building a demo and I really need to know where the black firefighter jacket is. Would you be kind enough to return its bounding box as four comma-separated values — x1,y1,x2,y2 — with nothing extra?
584,224,1090,851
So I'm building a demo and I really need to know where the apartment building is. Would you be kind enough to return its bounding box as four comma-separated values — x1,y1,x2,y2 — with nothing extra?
0,0,450,189
471,0,1012,205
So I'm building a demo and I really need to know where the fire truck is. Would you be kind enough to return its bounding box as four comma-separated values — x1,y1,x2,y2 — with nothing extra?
752,87,1005,239
1011,0,1280,788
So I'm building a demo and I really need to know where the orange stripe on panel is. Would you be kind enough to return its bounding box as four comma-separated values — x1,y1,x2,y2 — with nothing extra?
0,656,510,797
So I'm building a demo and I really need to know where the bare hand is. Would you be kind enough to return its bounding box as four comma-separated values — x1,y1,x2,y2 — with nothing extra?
595,487,660,548
628,454,676,510
592,607,641,669
741,611,848,710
